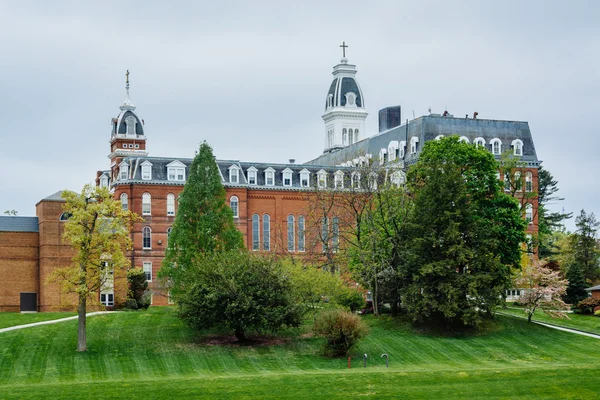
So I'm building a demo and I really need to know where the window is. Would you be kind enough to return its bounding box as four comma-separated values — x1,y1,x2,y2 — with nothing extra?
252,214,260,251
512,139,524,156
135,144,140,149
100,175,109,188
282,169,293,187
351,172,360,189
514,172,522,192
123,144,127,149
129,144,133,148
140,161,152,180
297,215,305,252
346,92,355,106
317,170,327,188
348,129,354,144
230,196,239,218
379,148,387,164
334,171,344,189
354,129,359,141
368,173,378,191
504,174,511,192
332,217,339,252
327,130,333,148
167,193,175,216
125,115,137,136
100,293,114,307
229,167,239,184
410,137,419,154
342,129,348,145
120,193,128,211
525,234,533,254
474,137,486,148
287,215,295,252
119,163,129,180
59,212,72,221
300,170,310,187
142,192,151,215
459,136,470,143
167,160,186,181
327,94,333,108
321,217,329,253
264,168,275,186
389,142,399,161
143,262,152,282
525,171,533,192
435,135,445,141
490,139,502,155
525,203,533,225
248,168,257,185
399,141,406,158
142,226,152,249
263,214,270,251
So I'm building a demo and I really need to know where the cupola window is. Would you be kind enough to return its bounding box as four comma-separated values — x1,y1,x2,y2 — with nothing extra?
125,116,137,136
327,94,333,109
348,129,354,145
342,128,348,145
346,92,356,106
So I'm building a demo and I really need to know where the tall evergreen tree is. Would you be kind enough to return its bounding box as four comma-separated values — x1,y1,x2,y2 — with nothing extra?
537,166,572,258
563,263,588,306
159,142,243,297
571,210,600,283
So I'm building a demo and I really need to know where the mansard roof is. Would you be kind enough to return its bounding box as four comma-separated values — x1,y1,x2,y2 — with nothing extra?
0,216,39,232
307,114,540,167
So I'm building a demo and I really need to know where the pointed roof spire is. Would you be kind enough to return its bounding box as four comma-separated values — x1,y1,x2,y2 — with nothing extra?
120,69,136,111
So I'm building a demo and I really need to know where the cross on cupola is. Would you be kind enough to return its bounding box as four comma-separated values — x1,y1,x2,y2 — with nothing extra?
339,41,348,58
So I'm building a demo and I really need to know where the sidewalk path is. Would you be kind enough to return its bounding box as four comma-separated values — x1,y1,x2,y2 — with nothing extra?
0,312,114,334
496,311,600,340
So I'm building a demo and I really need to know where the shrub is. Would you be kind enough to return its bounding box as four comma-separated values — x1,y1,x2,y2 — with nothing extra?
127,268,150,310
313,309,369,356
334,288,365,313
595,310,600,317
576,297,600,315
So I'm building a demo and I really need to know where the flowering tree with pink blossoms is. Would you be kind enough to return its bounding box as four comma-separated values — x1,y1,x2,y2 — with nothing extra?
517,259,569,322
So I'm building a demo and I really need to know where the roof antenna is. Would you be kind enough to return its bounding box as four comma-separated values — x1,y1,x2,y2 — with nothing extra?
412,110,415,119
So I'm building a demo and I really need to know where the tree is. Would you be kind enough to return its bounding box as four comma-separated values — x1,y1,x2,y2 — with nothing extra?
563,264,588,306
3,209,17,216
159,142,243,297
536,167,572,258
517,259,569,322
177,251,302,341
570,210,600,283
403,136,526,326
126,268,151,310
50,185,140,352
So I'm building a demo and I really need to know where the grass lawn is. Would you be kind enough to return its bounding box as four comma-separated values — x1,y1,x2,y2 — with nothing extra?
1,307,600,399
499,305,600,335
0,312,76,329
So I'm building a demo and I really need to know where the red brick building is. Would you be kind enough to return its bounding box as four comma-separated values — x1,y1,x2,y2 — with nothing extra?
0,55,541,311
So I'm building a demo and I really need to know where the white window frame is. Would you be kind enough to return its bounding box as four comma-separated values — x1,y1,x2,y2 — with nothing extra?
459,136,470,143
410,137,419,154
167,193,175,216
399,141,406,158
388,141,399,161
142,192,151,215
287,215,295,252
390,171,405,187
264,167,275,186
525,171,533,193
282,168,293,187
317,170,327,189
142,226,152,249
474,137,486,148
247,167,258,185
512,139,524,156
230,195,239,218
490,138,502,155
229,166,240,184
297,215,305,252
525,203,533,225
166,160,186,182
263,214,271,251
300,169,310,187
141,161,153,181
100,175,109,188
334,171,344,189
252,214,260,251
120,193,128,211
143,262,152,282
119,162,129,180
351,172,361,189
435,135,445,141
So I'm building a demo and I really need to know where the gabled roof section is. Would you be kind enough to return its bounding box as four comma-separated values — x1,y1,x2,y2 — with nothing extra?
0,216,39,232
43,190,68,202
166,160,186,168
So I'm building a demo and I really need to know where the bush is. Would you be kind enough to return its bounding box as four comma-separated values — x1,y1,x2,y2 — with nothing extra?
126,268,150,310
313,309,369,356
576,297,600,315
334,288,365,313
595,310,600,317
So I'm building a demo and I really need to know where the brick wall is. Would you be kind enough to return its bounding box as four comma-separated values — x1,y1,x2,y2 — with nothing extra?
0,232,39,312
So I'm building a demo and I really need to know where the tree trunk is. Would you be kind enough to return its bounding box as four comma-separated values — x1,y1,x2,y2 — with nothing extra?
373,278,379,317
77,295,87,352
527,312,532,323
234,327,247,342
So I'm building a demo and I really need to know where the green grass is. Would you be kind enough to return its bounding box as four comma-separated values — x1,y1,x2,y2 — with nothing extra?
0,312,76,329
1,307,600,399
500,306,600,335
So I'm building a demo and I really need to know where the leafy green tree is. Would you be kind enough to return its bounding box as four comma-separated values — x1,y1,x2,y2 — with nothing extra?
178,251,302,341
313,309,369,356
571,210,600,283
50,185,140,352
563,264,588,306
160,142,243,297
537,167,572,258
403,136,526,326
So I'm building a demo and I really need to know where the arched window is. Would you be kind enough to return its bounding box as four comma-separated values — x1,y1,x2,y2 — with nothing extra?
512,139,524,156
142,193,151,215
435,135,445,141
59,212,72,221
525,203,533,224
334,171,344,189
351,172,361,189
525,171,533,192
459,136,470,143
263,214,271,251
354,129,359,141
120,193,128,211
230,196,239,218
252,214,260,251
474,137,486,147
287,215,295,252
514,172,522,192
348,129,354,144
167,227,172,240
342,128,348,145
297,215,305,252
142,226,152,249
332,217,339,252
167,193,175,216
490,139,502,155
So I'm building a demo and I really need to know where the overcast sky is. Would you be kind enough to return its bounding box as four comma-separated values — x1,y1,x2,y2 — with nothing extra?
0,0,597,231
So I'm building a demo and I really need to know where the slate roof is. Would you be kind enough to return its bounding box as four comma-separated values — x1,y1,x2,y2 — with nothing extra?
585,284,600,292
0,216,39,232
42,190,68,202
307,114,540,167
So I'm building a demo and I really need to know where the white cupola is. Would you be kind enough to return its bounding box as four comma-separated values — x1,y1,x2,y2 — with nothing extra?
321,42,368,153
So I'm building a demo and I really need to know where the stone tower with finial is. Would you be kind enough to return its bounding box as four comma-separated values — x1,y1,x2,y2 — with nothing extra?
321,42,368,153
108,70,148,182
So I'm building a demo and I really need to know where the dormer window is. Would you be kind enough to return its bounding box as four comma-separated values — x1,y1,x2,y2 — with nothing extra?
512,139,524,156
351,172,361,189
229,166,240,184
435,135,445,141
399,141,406,158
167,160,186,182
300,169,310,187
379,148,387,164
388,141,399,161
390,171,406,187
474,137,486,148
125,116,137,136
459,136,470,143
247,167,257,185
490,138,502,155
264,168,275,186
100,175,109,188
141,161,152,180
410,137,419,154
119,163,129,180
282,168,293,187
317,170,327,189
334,171,344,189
